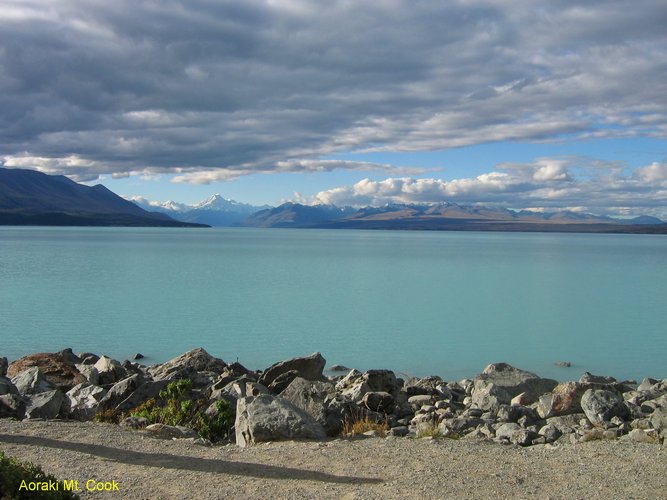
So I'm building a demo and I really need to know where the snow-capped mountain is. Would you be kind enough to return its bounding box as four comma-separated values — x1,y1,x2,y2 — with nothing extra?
192,194,264,214
128,194,267,226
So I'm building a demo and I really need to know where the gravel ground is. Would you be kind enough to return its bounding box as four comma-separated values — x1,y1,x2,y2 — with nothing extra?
1,419,665,499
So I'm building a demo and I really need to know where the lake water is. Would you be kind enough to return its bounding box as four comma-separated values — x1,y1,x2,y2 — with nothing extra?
1,226,666,382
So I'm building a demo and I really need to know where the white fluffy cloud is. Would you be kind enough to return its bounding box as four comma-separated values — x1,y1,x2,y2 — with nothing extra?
310,159,667,218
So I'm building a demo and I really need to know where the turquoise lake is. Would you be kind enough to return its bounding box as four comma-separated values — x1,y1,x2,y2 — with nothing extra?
1,226,666,382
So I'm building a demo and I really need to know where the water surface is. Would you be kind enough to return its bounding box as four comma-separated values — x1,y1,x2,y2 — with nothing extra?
1,227,665,382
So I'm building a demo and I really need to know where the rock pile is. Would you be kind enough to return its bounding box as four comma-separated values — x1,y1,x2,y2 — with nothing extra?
1,349,665,447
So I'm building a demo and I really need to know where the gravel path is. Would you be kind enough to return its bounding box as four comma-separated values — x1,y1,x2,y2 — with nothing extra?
1,419,665,499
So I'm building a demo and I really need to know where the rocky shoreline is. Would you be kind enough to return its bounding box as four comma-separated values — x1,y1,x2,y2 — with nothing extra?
1,348,665,448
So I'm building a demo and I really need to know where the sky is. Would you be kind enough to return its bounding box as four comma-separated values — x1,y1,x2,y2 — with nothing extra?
1,0,666,216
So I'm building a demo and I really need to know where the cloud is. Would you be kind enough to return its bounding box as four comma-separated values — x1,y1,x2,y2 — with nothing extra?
171,159,425,184
0,1,665,180
309,158,667,218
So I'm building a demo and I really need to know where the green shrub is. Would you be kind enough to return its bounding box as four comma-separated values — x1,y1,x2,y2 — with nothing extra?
0,451,80,500
131,379,234,441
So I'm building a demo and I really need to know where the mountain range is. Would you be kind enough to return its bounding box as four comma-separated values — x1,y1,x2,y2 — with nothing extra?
143,192,665,233
130,194,269,227
1,167,666,233
0,168,206,227
243,202,667,233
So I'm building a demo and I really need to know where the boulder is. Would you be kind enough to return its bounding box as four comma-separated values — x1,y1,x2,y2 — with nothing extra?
580,389,629,426
335,369,399,402
650,407,667,436
94,356,127,386
25,390,65,419
279,377,353,436
579,372,617,385
258,352,326,387
537,382,593,419
267,370,300,395
495,422,522,440
404,376,445,397
11,367,56,395
78,353,100,365
65,383,107,420
439,416,483,434
97,374,143,411
74,364,99,386
0,357,7,377
330,364,350,372
0,377,18,396
235,393,327,447
471,363,558,411
362,391,395,413
538,424,562,443
0,394,27,419
623,428,661,444
545,413,587,433
7,352,85,392
149,348,227,381
114,380,170,413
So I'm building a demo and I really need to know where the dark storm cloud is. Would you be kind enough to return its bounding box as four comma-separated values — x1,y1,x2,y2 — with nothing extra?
1,0,666,181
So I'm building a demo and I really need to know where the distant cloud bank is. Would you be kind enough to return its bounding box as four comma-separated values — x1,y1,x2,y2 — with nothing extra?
309,159,667,217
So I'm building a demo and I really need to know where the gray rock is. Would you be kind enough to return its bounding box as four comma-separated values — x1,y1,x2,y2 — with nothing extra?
439,417,483,434
471,363,557,411
538,424,562,443
279,377,351,436
0,393,27,419
0,357,7,377
336,369,399,403
97,374,143,411
25,390,65,419
404,376,445,397
581,389,629,426
78,353,100,365
74,364,99,386
258,352,326,387
495,422,522,440
512,429,540,447
0,377,18,396
408,394,434,406
330,364,350,372
149,348,227,381
637,378,661,392
390,426,409,437
235,393,327,447
94,356,127,386
650,407,667,436
545,413,587,433
115,380,170,413
496,404,520,423
65,383,107,420
362,391,394,413
120,416,149,429
145,423,198,439
580,372,617,385
554,361,571,367
11,367,56,395
623,428,661,444
133,353,145,360
266,370,300,395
